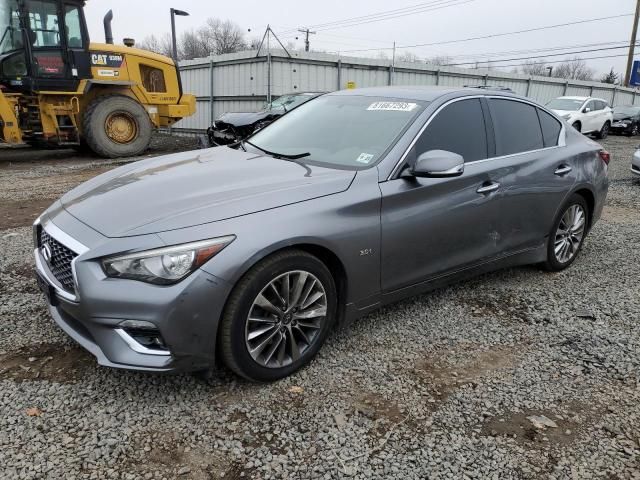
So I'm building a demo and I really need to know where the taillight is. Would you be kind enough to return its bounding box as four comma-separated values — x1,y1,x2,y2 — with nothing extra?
599,150,610,165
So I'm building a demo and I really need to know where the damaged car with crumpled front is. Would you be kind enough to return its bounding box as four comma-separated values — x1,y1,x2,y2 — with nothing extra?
205,92,325,146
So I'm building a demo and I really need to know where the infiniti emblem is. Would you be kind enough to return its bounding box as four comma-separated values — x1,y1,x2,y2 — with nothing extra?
41,243,52,263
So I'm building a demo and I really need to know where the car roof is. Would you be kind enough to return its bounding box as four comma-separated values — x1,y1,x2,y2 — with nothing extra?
329,86,519,102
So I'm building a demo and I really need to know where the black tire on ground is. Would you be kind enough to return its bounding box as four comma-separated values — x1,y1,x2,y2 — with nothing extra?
218,249,337,382
595,121,610,139
544,193,590,272
628,124,639,137
571,121,582,133
82,95,152,158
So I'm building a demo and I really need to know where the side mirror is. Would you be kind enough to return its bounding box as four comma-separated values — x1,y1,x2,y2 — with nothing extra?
410,150,464,178
583,107,591,113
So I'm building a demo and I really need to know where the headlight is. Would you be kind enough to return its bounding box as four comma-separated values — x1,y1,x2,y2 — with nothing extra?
102,236,235,285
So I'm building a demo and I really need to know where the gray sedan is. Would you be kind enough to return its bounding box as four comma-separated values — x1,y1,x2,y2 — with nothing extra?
34,87,610,381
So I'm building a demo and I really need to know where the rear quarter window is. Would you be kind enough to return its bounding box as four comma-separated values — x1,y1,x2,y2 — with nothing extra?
490,99,544,156
537,109,562,148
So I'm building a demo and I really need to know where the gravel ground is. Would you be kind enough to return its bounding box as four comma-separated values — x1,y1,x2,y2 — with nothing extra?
0,134,639,479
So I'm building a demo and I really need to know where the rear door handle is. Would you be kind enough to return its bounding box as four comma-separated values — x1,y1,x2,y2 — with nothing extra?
555,165,572,176
477,182,500,194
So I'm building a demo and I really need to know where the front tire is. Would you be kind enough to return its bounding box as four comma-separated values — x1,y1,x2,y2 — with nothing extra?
544,194,589,272
596,121,610,139
218,250,337,382
83,95,153,158
628,124,639,137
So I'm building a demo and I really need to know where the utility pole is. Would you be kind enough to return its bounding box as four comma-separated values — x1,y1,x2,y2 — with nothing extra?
625,0,640,86
298,28,316,52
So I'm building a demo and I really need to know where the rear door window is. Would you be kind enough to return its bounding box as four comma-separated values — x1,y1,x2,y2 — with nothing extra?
489,99,544,156
415,98,488,163
537,109,562,147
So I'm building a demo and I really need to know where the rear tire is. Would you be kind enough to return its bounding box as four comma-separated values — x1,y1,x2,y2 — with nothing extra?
544,194,589,272
218,250,337,382
596,121,610,139
83,95,152,158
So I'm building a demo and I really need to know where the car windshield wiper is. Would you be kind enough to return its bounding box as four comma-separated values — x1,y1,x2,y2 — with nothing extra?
244,140,310,160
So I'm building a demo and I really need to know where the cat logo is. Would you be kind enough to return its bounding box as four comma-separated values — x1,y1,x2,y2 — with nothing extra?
91,53,124,68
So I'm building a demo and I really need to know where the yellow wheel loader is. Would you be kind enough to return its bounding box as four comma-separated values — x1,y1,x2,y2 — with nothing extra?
0,0,195,158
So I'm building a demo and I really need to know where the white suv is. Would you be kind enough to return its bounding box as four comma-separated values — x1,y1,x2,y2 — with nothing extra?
547,96,613,139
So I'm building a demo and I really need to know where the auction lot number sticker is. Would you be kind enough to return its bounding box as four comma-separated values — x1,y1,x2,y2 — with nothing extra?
367,102,418,112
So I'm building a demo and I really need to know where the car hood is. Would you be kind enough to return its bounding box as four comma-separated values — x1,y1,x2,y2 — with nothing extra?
60,147,356,238
613,113,633,121
217,110,281,127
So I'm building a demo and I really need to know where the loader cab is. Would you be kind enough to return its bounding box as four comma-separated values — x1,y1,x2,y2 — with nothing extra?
0,0,91,92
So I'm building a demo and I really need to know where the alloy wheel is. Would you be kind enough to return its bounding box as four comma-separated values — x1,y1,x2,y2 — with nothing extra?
245,270,327,369
554,204,586,264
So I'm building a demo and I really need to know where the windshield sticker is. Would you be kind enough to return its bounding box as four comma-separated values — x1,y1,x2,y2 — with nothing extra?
356,153,375,164
367,102,418,112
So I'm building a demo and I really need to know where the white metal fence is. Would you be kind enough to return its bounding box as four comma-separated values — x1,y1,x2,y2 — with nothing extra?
176,49,640,132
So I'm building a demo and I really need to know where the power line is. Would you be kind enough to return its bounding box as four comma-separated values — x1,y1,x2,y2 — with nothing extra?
277,0,474,36
337,13,634,53
483,53,631,70
445,44,637,66
440,40,630,60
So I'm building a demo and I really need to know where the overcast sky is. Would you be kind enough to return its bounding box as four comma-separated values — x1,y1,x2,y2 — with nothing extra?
85,0,637,78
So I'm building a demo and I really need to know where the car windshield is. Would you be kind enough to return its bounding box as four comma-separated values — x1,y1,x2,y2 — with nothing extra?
614,106,640,116
248,95,426,169
546,98,585,111
268,94,315,111
0,0,22,55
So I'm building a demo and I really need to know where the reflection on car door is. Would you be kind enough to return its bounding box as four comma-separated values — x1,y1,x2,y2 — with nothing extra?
380,97,505,293
484,98,576,252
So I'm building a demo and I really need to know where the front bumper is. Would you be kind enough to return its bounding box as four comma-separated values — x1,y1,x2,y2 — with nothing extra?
34,216,233,373
610,122,634,135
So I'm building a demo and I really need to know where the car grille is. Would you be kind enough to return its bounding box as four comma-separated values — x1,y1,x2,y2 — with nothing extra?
39,228,78,293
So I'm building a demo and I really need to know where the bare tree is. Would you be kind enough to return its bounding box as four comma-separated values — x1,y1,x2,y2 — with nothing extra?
396,51,421,63
179,29,210,59
426,55,452,66
137,34,173,57
197,19,247,56
552,57,594,81
520,61,550,76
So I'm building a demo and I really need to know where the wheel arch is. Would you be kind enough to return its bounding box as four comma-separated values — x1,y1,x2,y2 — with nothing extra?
218,240,350,328
573,187,595,229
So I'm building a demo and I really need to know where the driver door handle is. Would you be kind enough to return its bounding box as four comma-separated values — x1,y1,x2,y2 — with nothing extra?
477,182,500,194
555,165,573,176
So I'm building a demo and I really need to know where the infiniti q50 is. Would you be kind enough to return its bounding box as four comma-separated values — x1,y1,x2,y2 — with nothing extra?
34,87,609,381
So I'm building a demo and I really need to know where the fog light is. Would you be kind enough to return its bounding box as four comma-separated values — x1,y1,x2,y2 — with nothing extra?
116,320,169,355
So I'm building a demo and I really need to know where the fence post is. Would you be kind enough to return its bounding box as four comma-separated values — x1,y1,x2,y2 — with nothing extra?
525,77,531,97
388,64,393,86
589,85,594,96
209,59,214,125
563,81,569,95
483,74,488,86
436,69,440,86
634,90,637,105
267,53,272,104
337,59,342,90
611,86,617,106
